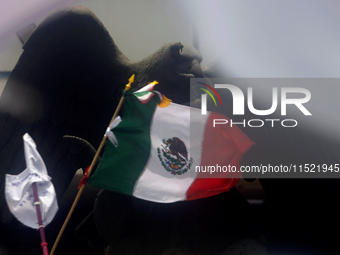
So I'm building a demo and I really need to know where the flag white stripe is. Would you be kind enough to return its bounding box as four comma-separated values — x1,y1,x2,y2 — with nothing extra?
133,103,208,202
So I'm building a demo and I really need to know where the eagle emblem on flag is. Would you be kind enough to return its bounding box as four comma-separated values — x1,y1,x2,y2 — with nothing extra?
157,137,193,175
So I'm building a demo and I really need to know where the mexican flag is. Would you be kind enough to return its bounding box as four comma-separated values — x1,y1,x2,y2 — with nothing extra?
88,84,254,203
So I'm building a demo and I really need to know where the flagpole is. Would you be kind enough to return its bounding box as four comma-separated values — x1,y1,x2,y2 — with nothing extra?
32,182,49,255
50,75,134,255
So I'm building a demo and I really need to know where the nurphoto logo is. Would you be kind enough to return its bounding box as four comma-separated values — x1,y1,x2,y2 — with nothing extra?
195,81,312,128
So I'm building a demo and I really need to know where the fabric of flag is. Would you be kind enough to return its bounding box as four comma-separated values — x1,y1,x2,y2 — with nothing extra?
88,87,254,203
5,133,58,229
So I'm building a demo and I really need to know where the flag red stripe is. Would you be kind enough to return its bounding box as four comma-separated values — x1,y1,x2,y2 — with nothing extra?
186,112,254,200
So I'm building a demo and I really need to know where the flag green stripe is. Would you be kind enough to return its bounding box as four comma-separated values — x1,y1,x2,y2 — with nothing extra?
133,91,150,97
88,94,158,195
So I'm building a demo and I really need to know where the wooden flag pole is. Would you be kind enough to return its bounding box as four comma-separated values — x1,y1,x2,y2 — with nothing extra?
50,75,134,255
